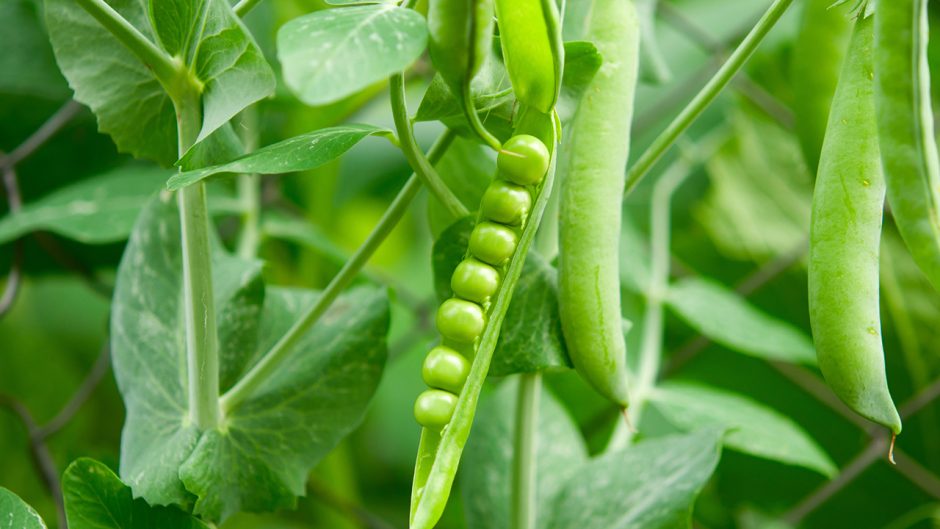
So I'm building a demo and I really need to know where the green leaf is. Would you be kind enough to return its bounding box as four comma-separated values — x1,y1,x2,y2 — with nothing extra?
0,166,243,245
461,380,587,529
45,0,177,164
0,166,169,245
651,382,837,477
62,458,210,529
45,0,274,165
666,277,817,365
0,0,69,98
547,429,723,529
693,112,811,262
169,124,391,189
278,5,428,106
432,219,572,374
0,487,46,529
555,41,603,122
111,195,389,520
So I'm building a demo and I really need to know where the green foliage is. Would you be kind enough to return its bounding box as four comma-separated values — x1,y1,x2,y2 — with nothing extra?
0,487,46,529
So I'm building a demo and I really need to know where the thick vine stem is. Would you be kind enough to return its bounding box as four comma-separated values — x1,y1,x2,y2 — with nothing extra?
75,0,187,96
512,373,541,529
623,0,794,196
220,131,457,413
389,73,469,219
175,91,223,430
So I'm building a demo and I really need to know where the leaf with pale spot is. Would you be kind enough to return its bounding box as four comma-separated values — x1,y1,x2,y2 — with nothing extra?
278,5,428,105
111,194,389,520
547,429,722,529
0,487,46,529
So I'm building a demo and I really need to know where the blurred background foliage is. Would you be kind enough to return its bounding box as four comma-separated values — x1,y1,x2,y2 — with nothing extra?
3,0,940,528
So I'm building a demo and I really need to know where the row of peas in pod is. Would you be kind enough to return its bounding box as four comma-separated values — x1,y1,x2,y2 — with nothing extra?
413,134,551,429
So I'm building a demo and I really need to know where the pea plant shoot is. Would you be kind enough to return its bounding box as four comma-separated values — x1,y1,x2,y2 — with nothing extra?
4,0,940,528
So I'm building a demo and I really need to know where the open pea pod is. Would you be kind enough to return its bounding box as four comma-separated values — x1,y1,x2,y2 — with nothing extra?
409,109,560,529
874,0,940,294
494,0,564,114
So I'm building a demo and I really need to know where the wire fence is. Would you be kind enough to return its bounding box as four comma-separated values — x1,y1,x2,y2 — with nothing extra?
3,3,940,528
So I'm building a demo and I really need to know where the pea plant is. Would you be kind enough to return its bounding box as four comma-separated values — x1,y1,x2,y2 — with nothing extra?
4,0,940,528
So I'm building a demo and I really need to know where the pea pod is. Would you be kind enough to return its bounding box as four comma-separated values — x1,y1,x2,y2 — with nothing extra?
557,0,639,409
494,0,564,113
808,14,901,434
792,0,852,173
410,112,559,529
427,0,500,149
874,0,940,293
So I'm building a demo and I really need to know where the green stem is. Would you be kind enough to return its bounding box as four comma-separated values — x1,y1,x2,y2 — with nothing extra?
462,84,502,151
220,130,457,413
623,0,793,196
512,373,541,529
389,73,469,219
608,157,690,451
237,109,261,259
175,91,222,430
233,0,263,17
236,174,261,259
75,0,184,93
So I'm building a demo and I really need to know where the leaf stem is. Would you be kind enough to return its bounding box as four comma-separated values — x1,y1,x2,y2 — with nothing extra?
75,0,184,92
237,109,262,259
389,73,469,219
511,373,541,529
233,0,263,17
462,84,502,151
176,91,222,430
220,130,457,413
623,0,793,196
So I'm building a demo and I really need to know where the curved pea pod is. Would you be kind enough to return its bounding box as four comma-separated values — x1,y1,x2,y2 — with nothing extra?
809,15,901,435
792,0,852,173
874,0,940,294
427,0,499,148
494,0,563,113
557,0,639,409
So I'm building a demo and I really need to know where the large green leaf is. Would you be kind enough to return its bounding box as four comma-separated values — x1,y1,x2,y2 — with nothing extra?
461,380,587,529
666,277,817,365
0,487,46,529
169,124,391,189
45,0,274,165
111,194,389,521
62,458,210,529
0,166,168,245
547,429,723,529
0,0,69,99
278,5,428,106
651,382,837,477
0,166,243,245
432,218,572,374
45,0,176,164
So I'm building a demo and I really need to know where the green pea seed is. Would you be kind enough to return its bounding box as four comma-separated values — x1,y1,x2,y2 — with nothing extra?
481,180,532,225
414,389,458,429
497,135,550,185
436,298,486,343
469,222,518,266
451,258,500,303
422,346,471,393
